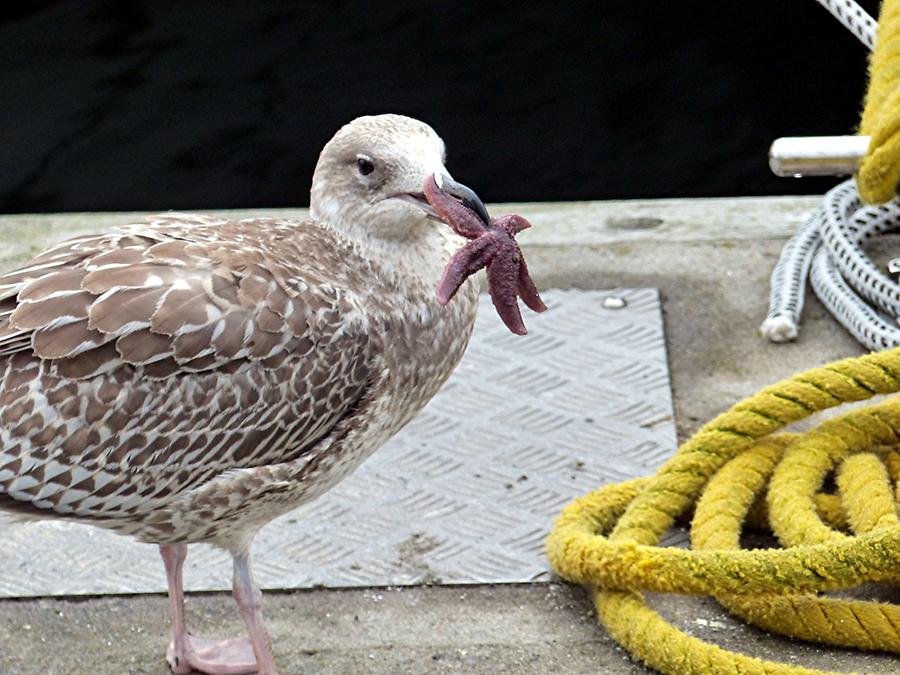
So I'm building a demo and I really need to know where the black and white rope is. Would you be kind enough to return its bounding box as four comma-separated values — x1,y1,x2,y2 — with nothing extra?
761,0,900,350
814,0,876,49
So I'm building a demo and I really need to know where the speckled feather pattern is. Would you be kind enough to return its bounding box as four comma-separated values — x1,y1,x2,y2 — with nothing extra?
0,213,478,551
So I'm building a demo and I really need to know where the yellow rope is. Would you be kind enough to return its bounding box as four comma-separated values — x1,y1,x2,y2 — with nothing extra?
858,0,900,202
545,5,900,669
546,347,900,674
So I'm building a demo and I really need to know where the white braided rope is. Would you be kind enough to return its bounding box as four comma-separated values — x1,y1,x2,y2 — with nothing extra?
760,213,820,342
761,0,900,350
810,242,900,349
819,183,900,314
814,0,876,49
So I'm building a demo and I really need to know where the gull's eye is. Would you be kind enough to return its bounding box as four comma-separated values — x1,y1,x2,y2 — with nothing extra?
356,155,375,176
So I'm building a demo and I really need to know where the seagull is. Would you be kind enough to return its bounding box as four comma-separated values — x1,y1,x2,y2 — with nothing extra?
0,114,543,674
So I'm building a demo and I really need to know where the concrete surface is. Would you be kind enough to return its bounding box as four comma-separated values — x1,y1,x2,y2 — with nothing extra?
0,196,896,674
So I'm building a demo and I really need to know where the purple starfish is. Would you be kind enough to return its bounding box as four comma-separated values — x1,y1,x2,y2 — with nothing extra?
425,174,547,335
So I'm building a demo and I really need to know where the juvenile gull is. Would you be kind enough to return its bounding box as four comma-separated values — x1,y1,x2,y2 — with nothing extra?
0,114,543,674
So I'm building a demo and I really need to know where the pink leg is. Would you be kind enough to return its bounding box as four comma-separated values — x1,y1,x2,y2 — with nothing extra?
231,552,279,675
159,544,265,675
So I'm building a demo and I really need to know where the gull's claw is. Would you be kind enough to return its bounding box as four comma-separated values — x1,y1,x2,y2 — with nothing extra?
425,173,546,334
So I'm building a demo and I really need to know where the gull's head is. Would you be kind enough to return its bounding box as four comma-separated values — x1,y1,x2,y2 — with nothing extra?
310,114,487,242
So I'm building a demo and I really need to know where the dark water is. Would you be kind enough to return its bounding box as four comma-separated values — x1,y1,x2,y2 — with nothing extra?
0,0,881,212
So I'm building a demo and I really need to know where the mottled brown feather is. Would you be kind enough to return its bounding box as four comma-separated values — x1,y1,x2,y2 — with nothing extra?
116,329,173,365
53,342,121,379
149,283,214,335
18,269,87,301
82,264,180,293
237,273,270,306
88,287,166,334
284,301,309,337
172,323,217,361
10,292,93,329
264,283,291,317
211,312,251,359
32,321,107,359
145,240,203,265
255,307,283,333
209,273,240,307
248,326,285,358
82,247,148,273
0,338,32,358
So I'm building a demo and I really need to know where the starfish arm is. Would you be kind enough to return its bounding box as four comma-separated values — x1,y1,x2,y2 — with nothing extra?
424,175,488,239
516,251,547,313
486,244,527,335
493,213,531,236
436,236,496,305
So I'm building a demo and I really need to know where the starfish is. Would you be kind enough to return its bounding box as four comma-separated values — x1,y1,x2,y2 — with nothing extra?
425,174,547,334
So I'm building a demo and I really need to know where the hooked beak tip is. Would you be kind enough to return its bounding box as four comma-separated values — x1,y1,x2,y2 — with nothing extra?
436,174,491,228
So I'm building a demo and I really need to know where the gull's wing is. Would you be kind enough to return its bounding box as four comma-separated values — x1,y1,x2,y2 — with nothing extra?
0,215,367,376
0,215,377,520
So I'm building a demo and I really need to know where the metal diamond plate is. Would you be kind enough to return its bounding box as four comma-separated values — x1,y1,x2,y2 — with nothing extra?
0,288,676,597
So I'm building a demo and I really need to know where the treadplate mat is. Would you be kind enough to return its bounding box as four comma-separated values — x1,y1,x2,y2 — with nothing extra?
0,288,676,597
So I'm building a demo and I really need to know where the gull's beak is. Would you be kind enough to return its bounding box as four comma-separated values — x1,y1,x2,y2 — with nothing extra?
436,174,491,228
391,173,491,228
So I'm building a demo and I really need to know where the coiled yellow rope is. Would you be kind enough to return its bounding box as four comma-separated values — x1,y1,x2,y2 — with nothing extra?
547,3,900,670
546,348,900,673
858,0,900,203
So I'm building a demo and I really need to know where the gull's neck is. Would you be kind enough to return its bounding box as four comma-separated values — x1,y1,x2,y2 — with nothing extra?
327,219,466,293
